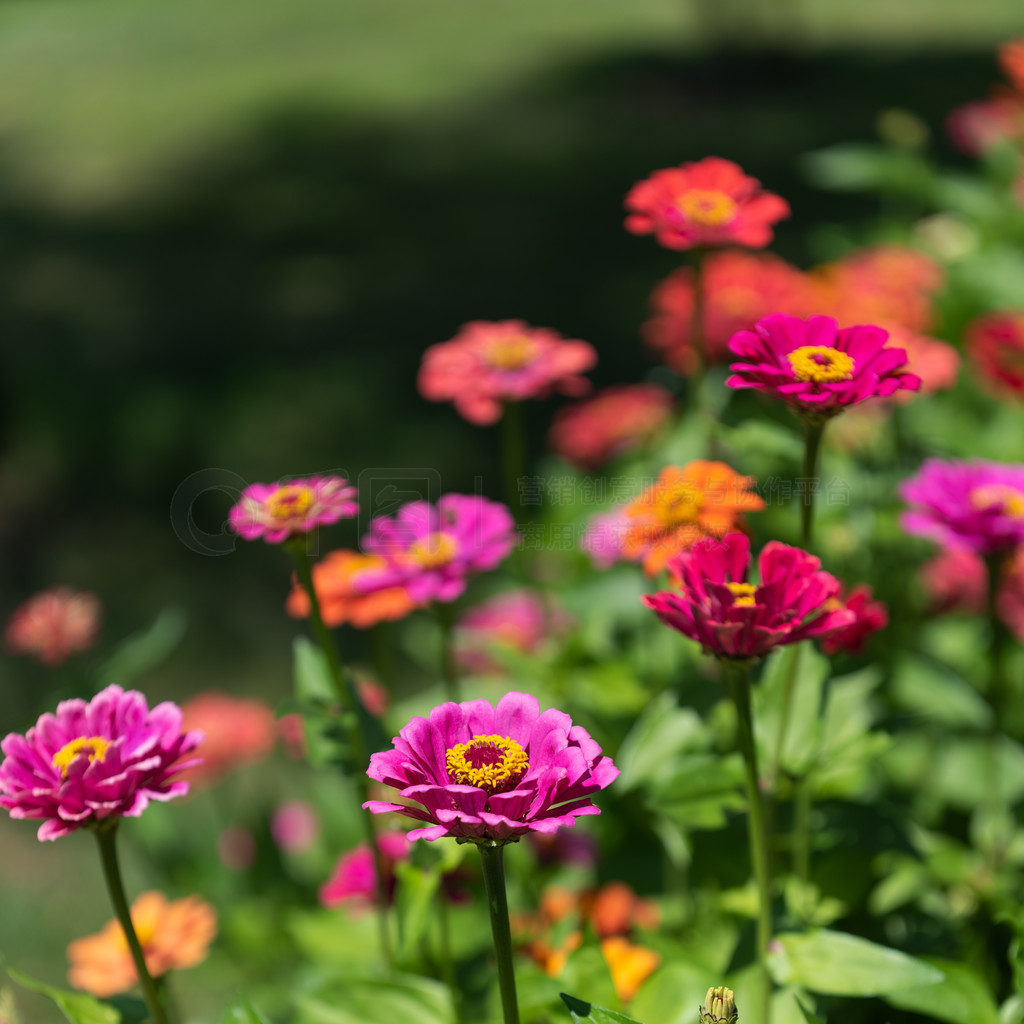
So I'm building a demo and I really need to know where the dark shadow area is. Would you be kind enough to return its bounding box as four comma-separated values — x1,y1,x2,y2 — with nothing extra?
0,44,1004,724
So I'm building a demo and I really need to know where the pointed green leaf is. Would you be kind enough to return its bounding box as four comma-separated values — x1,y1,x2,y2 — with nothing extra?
767,930,944,996
883,958,1000,1024
560,993,646,1023
6,966,120,1024
294,972,450,1024
222,996,274,1024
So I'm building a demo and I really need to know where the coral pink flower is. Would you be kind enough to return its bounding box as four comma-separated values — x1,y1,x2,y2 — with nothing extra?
966,311,1024,398
0,685,202,841
585,881,660,939
726,314,921,420
286,549,419,628
454,590,572,674
67,891,216,997
643,532,854,661
320,832,410,909
920,547,988,615
271,800,320,853
549,384,674,470
644,251,813,375
820,585,889,656
359,494,517,604
4,587,101,667
947,93,1024,156
229,475,357,544
623,461,765,577
900,459,1024,555
581,507,632,570
180,692,276,789
885,326,960,398
999,37,1024,91
365,691,618,843
418,320,596,426
624,156,790,251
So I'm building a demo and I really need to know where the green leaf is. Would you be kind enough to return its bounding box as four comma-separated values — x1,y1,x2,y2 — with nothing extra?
294,972,450,1024
222,997,274,1024
5,966,120,1024
889,655,991,730
96,607,186,685
767,930,944,996
884,958,999,1024
393,861,442,964
614,694,708,791
559,993,646,1023
292,638,346,768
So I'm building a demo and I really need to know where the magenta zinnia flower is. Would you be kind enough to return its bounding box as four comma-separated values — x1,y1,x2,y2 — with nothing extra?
359,494,517,603
900,458,1024,555
229,475,358,543
726,314,921,419
364,692,618,843
643,532,854,660
0,684,202,841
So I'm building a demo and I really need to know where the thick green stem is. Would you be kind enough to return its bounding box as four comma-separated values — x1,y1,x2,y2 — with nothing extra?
799,421,825,550
722,660,773,1024
94,827,170,1024
435,602,461,704
286,539,394,970
478,844,521,1024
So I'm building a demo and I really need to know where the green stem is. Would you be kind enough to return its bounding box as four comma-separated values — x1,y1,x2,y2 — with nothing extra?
984,552,1013,869
371,621,395,694
502,400,527,516
435,602,461,704
799,420,825,550
793,776,812,885
722,660,773,1024
94,827,170,1024
478,843,521,1024
286,539,394,971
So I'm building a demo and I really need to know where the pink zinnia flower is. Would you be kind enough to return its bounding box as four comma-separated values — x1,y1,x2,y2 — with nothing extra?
966,311,1024,399
359,494,517,604
947,94,1024,156
454,590,572,674
364,692,618,844
643,532,854,661
229,475,358,544
820,584,888,656
726,314,921,420
271,800,320,853
179,692,276,789
418,320,597,426
319,832,410,909
624,156,790,251
548,384,673,471
0,684,202,841
581,507,632,570
643,251,813,375
900,459,1024,555
920,547,988,616
4,586,102,667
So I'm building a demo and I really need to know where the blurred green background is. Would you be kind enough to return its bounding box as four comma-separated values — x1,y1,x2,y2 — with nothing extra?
1,0,1023,1019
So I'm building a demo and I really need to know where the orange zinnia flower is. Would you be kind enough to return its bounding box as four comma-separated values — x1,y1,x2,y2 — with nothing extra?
286,549,418,628
624,462,764,576
68,892,216,998
600,937,661,1002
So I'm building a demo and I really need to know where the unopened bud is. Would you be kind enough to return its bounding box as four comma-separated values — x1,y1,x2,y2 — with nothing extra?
700,985,738,1023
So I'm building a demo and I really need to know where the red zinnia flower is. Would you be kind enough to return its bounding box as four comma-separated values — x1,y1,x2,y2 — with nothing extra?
624,156,790,251
418,320,596,426
548,384,673,470
643,532,854,661
966,311,1024,399
820,584,888,656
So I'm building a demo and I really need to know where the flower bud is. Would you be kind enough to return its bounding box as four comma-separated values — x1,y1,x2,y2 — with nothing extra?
700,986,738,1023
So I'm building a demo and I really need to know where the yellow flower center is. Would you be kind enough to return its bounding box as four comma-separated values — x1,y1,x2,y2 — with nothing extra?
52,736,111,778
676,189,738,227
486,335,538,371
446,734,529,793
787,345,855,383
726,582,758,607
408,531,458,569
970,484,1024,518
656,480,702,527
265,485,315,521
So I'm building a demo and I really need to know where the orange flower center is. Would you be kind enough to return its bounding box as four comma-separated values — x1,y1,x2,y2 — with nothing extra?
726,582,758,607
970,484,1024,519
787,345,855,383
52,736,111,778
408,531,458,568
655,480,702,527
486,335,538,371
445,734,529,792
265,484,315,521
676,189,738,227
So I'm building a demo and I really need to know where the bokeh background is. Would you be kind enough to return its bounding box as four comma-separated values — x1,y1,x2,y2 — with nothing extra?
1,0,1023,1020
